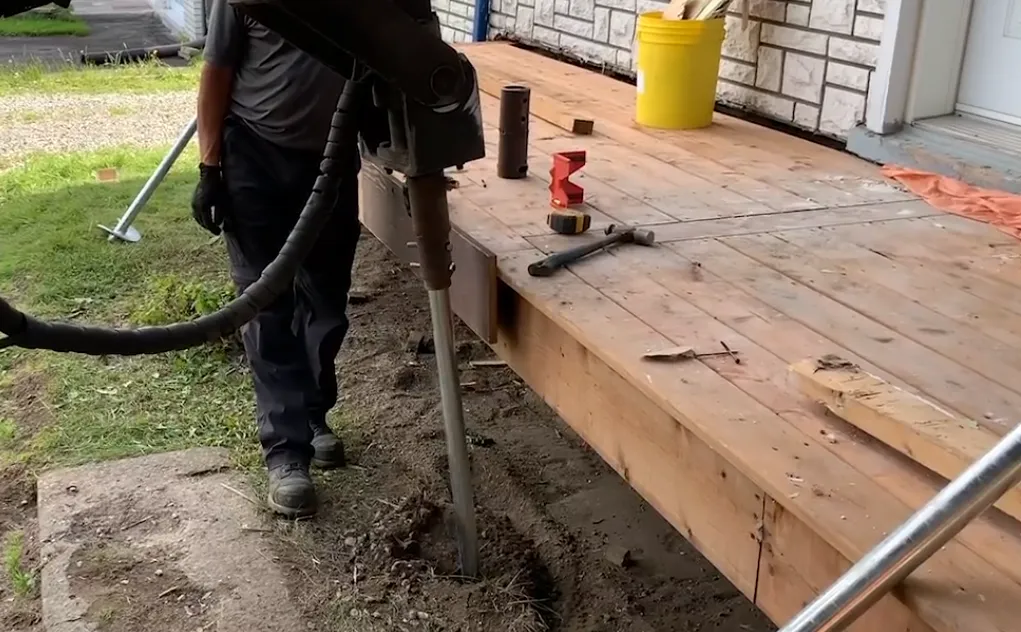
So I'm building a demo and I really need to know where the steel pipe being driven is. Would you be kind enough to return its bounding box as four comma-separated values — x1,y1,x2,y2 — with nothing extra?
406,173,479,578
779,420,1021,632
427,287,479,577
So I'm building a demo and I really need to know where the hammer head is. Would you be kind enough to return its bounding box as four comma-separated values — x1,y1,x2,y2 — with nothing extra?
630,228,656,246
606,224,656,246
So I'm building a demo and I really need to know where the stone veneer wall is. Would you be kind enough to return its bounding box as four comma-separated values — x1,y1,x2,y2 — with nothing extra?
466,0,888,140
434,0,478,43
716,0,885,138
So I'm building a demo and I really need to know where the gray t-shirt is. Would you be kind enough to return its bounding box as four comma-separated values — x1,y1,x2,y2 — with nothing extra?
204,0,347,152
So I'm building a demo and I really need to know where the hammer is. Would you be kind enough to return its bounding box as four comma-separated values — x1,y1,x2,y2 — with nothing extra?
527,224,656,277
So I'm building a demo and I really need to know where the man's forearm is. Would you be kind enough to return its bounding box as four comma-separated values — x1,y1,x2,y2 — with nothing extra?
196,63,235,166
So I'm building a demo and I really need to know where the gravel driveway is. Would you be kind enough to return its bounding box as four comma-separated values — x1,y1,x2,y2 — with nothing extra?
0,91,196,161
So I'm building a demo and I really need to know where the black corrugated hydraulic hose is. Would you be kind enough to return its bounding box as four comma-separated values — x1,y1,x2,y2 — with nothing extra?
80,39,207,66
0,80,361,356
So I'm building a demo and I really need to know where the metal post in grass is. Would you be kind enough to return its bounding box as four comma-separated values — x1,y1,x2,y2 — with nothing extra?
98,117,197,243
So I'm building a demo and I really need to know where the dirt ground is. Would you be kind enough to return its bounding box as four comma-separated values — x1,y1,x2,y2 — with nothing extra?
265,233,776,632
0,379,48,631
0,480,39,630
0,232,777,632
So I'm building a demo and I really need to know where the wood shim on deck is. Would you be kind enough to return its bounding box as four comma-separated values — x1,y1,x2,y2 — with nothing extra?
791,355,1021,523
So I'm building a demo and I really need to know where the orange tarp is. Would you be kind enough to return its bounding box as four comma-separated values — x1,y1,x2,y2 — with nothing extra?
882,165,1021,241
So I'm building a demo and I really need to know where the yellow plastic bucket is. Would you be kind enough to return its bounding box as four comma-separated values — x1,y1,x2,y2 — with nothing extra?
635,13,725,130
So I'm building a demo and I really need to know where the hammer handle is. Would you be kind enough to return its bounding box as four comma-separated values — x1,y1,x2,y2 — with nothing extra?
527,230,631,277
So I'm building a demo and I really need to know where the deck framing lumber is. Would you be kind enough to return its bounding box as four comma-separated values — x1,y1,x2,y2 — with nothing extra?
491,249,1019,632
358,164,499,343
792,357,1021,524
491,256,937,630
353,40,1021,632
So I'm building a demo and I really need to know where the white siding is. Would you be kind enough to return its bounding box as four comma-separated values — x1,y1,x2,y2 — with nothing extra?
150,0,206,40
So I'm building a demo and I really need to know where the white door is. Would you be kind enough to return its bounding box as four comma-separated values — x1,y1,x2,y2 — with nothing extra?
957,0,1021,125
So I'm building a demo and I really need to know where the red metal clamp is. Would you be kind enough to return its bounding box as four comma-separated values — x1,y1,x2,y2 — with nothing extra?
549,150,586,208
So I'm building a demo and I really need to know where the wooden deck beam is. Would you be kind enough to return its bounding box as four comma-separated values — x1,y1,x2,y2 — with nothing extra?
489,270,932,630
358,164,499,343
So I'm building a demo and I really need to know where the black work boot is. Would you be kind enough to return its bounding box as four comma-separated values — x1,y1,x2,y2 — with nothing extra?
310,421,346,470
267,463,318,518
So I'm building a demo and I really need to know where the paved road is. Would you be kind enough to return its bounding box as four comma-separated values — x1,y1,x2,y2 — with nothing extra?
1,0,181,66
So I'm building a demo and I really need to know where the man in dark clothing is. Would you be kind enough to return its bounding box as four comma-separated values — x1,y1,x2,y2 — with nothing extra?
192,0,362,518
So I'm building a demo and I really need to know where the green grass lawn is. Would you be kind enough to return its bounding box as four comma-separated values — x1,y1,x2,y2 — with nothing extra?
0,8,90,37
0,145,260,472
0,58,202,96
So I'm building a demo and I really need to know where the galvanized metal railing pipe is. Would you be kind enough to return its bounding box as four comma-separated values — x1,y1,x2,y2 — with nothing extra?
779,420,1021,632
98,117,197,243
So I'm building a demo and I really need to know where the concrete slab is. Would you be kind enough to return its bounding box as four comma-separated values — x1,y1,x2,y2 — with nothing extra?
37,448,305,632
69,0,154,15
847,122,1021,194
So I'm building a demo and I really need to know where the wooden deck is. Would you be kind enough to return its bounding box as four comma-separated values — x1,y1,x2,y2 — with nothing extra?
362,41,1021,632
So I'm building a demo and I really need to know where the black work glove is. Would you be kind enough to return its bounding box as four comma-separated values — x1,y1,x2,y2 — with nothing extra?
191,164,230,236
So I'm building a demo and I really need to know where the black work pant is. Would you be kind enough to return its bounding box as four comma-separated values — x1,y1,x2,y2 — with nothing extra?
220,116,361,470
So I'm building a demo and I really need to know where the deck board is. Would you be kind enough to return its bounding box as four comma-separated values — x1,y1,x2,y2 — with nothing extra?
720,232,1021,405
531,245,942,630
371,41,1021,631
474,96,799,222
496,232,1020,632
649,203,941,241
471,65,825,212
601,243,1021,591
466,44,915,206
776,227,1021,348
835,219,1021,293
673,238,1021,430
